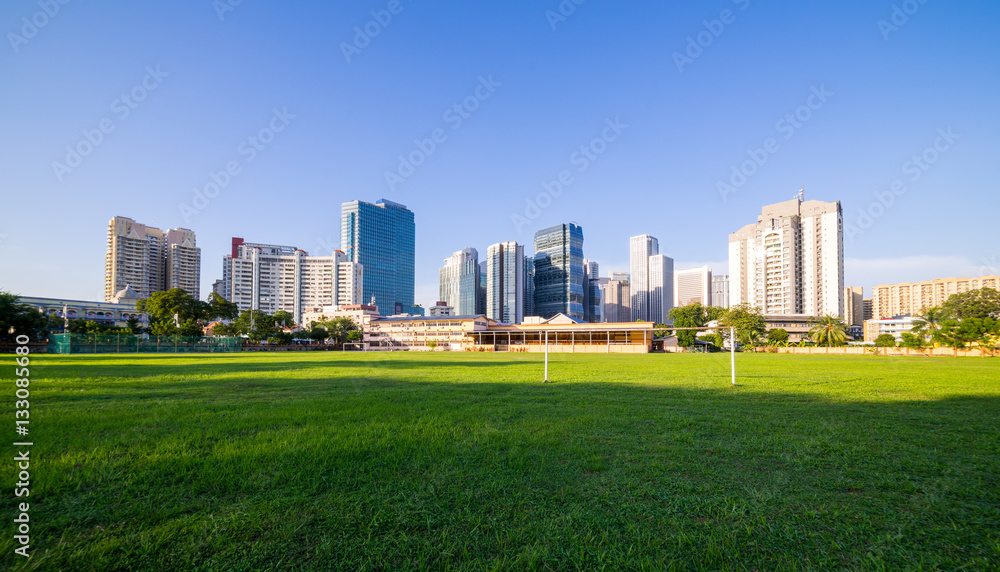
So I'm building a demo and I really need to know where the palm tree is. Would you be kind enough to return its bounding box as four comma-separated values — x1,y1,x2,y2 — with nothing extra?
808,315,848,347
911,306,948,343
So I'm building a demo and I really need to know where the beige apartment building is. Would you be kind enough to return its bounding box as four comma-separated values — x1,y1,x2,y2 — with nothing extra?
105,216,201,301
871,275,1000,319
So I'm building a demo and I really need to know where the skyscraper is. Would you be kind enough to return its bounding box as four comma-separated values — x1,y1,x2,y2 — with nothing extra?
340,199,415,317
648,254,674,325
583,258,603,323
711,274,730,309
486,241,524,324
439,248,480,316
602,278,631,323
533,223,584,320
523,255,535,318
674,266,712,308
629,234,658,321
843,286,864,327
728,196,844,317
105,216,201,301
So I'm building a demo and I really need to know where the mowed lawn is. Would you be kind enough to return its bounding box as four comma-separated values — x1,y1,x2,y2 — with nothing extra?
3,352,1000,571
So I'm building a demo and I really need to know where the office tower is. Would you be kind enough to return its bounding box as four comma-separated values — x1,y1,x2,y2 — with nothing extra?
862,299,874,322
340,199,415,317
729,196,844,317
711,274,730,309
478,261,487,316
222,239,362,325
648,254,674,324
533,223,585,320
870,275,1000,320
674,266,712,308
629,234,659,321
439,248,480,316
609,272,630,282
583,258,603,323
105,216,201,301
211,279,225,299
486,241,525,324
524,255,535,318
602,278,631,323
843,286,864,327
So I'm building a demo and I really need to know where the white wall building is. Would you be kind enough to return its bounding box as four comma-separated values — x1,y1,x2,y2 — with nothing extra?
648,254,674,325
439,247,480,316
222,239,363,325
674,266,712,308
711,274,730,309
105,216,201,301
729,196,844,317
629,234,658,321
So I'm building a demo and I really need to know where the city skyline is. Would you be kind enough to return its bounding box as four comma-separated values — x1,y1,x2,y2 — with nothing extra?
2,2,998,309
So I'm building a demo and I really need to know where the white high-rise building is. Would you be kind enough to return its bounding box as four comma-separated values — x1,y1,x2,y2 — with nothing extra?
602,278,631,323
728,196,844,317
711,274,730,309
486,241,525,324
648,254,674,325
674,266,712,308
105,216,201,301
222,239,363,325
629,234,659,321
439,248,480,316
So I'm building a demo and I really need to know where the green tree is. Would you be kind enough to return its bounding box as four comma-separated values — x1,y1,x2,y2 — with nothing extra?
911,306,948,342
306,324,329,343
206,293,239,321
272,311,295,329
719,304,766,349
934,317,999,350
899,332,926,350
808,315,848,347
668,303,710,347
941,287,1000,320
321,316,360,347
874,334,897,347
0,291,50,342
766,328,790,346
137,288,209,336
701,333,723,349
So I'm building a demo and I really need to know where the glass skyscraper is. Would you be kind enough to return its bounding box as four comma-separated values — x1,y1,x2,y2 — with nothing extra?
533,223,584,320
439,247,480,316
340,199,416,317
486,241,524,324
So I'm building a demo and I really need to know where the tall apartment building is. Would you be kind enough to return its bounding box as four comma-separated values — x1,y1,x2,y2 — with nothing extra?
340,199,416,317
602,278,631,323
486,242,525,324
711,274,730,309
843,286,864,327
674,266,712,308
439,248,480,316
533,223,585,320
105,216,201,301
729,196,844,317
221,238,362,325
862,298,874,322
870,275,1000,320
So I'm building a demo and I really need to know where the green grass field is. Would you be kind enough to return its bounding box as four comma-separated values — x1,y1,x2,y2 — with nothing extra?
3,352,999,570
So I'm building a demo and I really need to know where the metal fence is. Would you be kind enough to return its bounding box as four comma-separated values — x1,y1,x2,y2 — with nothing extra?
48,334,242,354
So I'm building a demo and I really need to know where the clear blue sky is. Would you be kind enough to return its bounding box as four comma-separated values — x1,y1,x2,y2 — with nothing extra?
2,0,998,306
